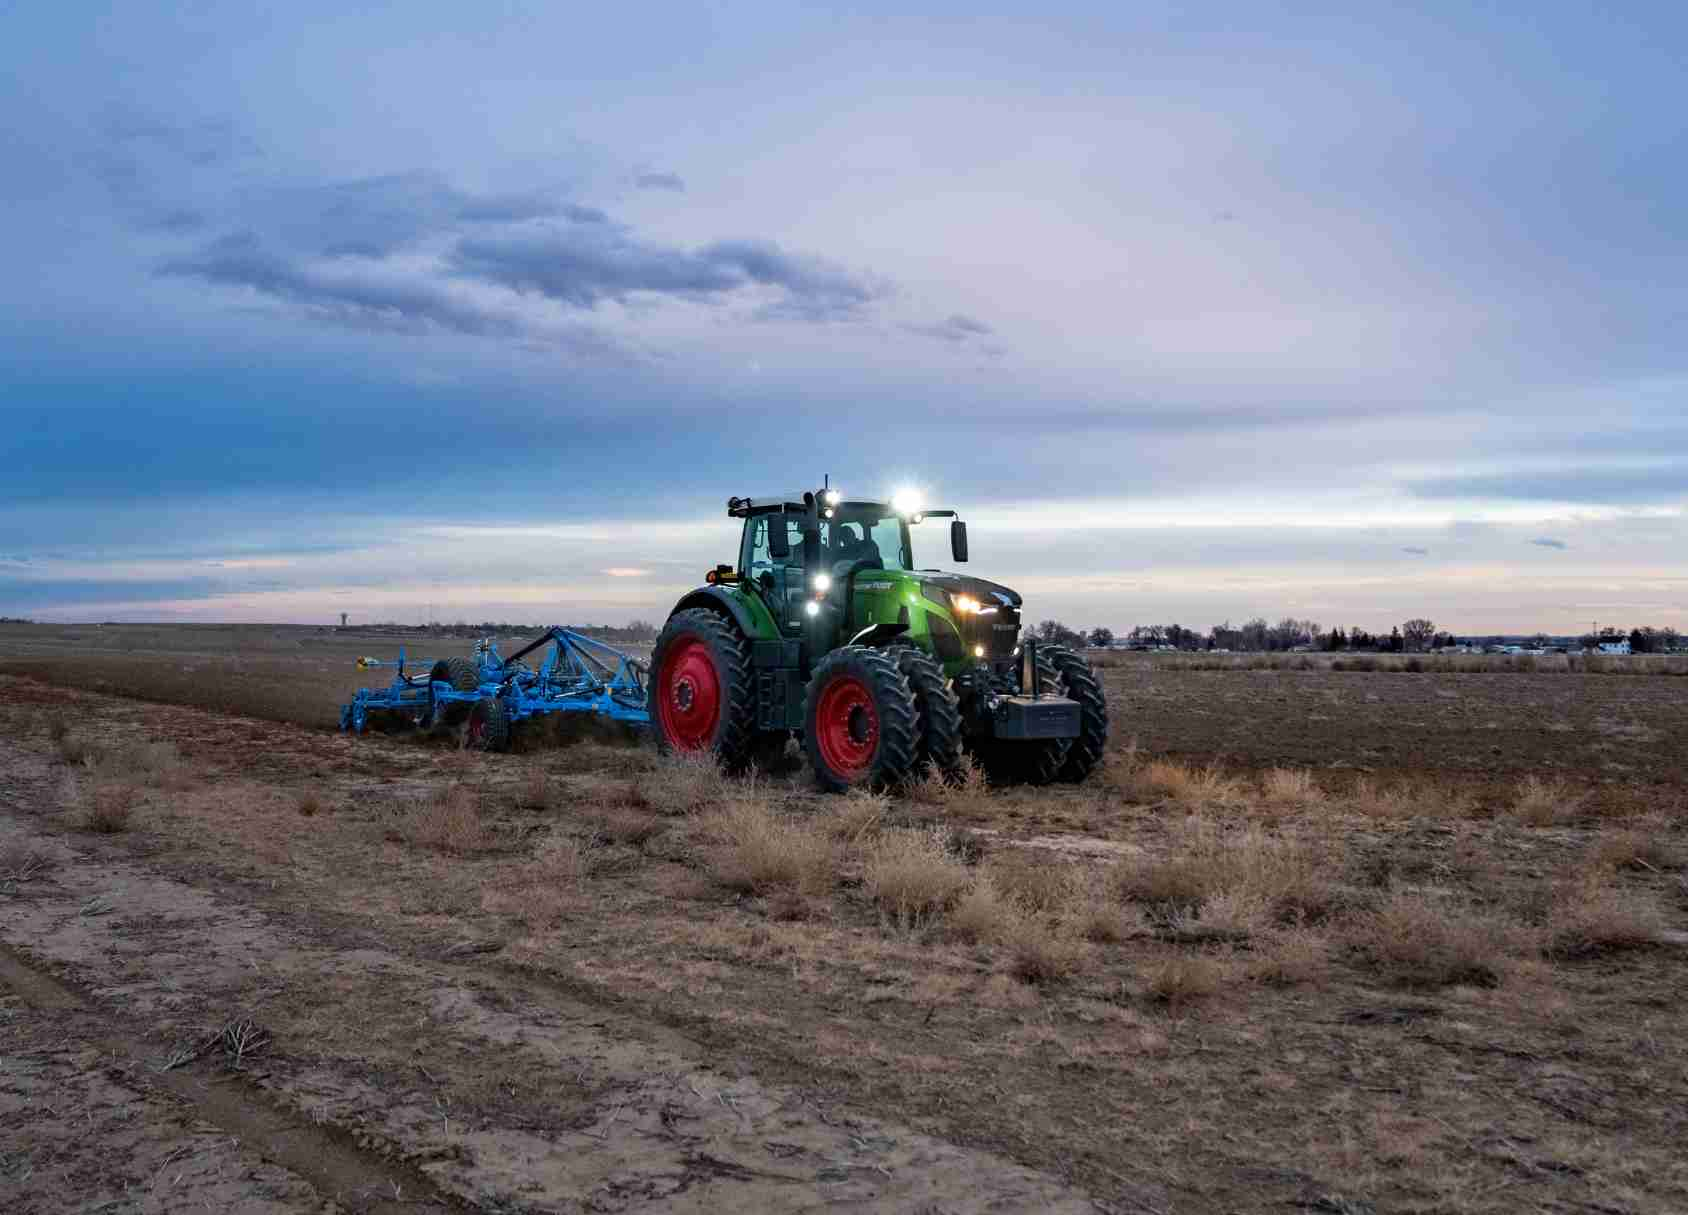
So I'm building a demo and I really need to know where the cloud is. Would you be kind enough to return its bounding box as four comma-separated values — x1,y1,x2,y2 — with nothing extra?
904,313,994,344
159,232,532,339
141,155,896,344
632,171,685,192
453,230,887,320
1406,465,1686,505
1531,537,1568,550
1401,546,1429,555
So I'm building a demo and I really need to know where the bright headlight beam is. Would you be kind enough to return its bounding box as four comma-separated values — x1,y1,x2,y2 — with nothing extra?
823,489,841,506
890,488,923,516
804,600,820,617
812,572,832,591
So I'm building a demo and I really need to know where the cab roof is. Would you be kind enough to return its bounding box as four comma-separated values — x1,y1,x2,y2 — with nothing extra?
726,493,955,519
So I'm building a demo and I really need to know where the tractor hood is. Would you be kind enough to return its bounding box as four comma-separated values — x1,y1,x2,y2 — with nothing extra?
910,571,1023,610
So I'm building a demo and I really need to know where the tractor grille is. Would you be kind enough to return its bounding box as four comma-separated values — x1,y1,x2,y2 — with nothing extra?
983,606,1021,658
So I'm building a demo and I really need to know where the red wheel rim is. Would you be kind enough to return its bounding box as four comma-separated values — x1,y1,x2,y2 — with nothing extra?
658,637,721,751
814,675,878,779
467,707,486,746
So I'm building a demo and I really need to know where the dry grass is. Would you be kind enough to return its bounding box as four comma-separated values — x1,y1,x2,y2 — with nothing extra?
1110,820,1337,933
987,852,1079,914
79,782,138,833
296,791,323,817
1067,896,1142,944
1000,915,1089,984
1144,954,1224,1006
825,790,893,843
633,751,730,816
1259,767,1326,811
1132,759,1241,805
705,796,836,895
947,872,1012,944
1509,775,1589,826
397,785,494,854
58,735,196,793
1346,777,1476,821
587,807,666,849
1346,890,1520,987
1247,928,1331,986
861,828,971,929
905,755,990,806
1545,878,1665,958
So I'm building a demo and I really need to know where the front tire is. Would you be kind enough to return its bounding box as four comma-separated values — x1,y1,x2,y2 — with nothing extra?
967,648,1072,787
1045,645,1108,783
803,647,918,792
893,646,963,780
649,609,758,770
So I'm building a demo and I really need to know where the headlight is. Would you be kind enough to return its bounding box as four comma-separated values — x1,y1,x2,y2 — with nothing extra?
811,572,832,592
954,595,980,614
891,487,923,516
824,489,841,505
804,600,821,617
973,644,985,657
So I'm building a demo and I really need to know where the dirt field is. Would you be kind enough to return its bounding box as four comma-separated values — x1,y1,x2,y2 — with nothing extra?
2,624,1686,1213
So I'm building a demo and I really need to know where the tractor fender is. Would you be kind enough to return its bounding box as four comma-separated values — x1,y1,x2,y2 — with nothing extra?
847,622,910,648
670,585,779,642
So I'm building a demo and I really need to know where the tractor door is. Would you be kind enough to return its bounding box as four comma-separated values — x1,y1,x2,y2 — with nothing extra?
741,514,814,636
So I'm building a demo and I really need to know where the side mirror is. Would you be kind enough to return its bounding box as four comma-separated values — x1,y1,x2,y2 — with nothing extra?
768,514,791,560
950,520,969,563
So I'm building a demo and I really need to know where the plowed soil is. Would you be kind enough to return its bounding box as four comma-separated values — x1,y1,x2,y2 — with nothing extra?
2,624,1686,1214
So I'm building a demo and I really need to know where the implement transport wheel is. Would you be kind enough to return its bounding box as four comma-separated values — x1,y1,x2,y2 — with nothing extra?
649,609,758,770
803,646,918,792
1044,645,1108,783
465,697,511,752
426,656,481,730
969,648,1072,787
893,646,963,781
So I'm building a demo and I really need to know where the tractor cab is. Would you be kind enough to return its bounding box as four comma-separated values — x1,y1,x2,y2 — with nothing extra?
735,494,928,637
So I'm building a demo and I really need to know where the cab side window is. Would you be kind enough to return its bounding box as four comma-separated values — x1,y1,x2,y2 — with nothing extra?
744,518,772,576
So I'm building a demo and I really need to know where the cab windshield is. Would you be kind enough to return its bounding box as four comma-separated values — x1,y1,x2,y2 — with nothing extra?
828,506,910,571
739,504,913,579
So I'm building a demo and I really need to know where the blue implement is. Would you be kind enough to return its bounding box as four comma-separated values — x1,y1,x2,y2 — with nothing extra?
339,628,650,748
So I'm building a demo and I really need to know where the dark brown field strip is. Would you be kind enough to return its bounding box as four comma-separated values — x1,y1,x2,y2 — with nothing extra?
0,942,461,1215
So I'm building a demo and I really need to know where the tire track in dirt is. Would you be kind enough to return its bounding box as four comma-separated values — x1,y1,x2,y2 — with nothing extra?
0,732,1108,1213
0,943,454,1214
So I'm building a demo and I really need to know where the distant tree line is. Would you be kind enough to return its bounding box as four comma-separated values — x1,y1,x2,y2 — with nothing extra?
1035,616,1685,655
361,619,660,643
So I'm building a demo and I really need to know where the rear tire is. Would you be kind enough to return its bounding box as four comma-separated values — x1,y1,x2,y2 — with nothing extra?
1045,645,1108,783
649,609,758,771
893,646,963,780
803,646,918,792
465,696,511,752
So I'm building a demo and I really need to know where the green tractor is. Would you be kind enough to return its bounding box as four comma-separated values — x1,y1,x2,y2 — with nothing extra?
649,485,1108,789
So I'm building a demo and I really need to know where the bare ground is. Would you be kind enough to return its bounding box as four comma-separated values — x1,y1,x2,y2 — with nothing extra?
1,633,1686,1213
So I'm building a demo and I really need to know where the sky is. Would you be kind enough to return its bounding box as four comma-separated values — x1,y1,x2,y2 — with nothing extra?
1,1,1683,635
